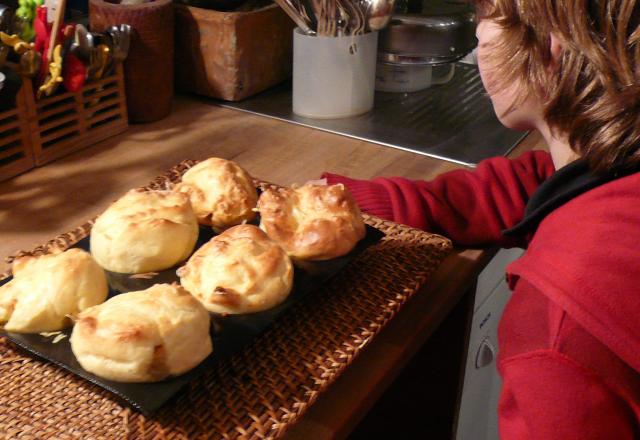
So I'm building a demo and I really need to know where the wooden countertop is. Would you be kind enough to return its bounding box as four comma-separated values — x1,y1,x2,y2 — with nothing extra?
0,94,546,438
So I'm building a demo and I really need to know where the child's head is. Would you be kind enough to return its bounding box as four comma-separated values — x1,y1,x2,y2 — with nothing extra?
473,0,640,173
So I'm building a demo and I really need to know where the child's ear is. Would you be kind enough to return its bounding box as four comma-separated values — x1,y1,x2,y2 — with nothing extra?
548,33,564,71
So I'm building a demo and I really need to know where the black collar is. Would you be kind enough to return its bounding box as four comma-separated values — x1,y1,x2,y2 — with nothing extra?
503,158,625,237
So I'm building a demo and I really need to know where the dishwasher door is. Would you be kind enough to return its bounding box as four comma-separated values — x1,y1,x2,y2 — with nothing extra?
455,248,523,440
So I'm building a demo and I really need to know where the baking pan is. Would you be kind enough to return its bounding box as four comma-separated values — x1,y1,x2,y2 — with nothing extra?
0,224,384,416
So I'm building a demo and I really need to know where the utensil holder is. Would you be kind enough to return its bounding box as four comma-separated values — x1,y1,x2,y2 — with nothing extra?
90,0,174,123
292,28,378,119
0,74,34,181
26,64,129,166
0,64,129,182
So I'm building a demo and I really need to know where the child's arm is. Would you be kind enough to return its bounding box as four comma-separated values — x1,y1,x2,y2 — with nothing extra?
322,150,555,247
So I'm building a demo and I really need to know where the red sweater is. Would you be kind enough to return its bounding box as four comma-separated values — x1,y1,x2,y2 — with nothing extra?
323,151,640,439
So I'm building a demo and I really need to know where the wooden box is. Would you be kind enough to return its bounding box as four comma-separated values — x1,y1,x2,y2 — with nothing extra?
0,65,128,182
175,3,295,101
0,82,34,181
26,65,129,166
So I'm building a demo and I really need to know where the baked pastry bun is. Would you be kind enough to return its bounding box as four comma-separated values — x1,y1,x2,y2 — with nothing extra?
257,183,366,260
173,158,258,230
177,224,293,314
70,283,212,383
0,248,108,333
90,189,199,274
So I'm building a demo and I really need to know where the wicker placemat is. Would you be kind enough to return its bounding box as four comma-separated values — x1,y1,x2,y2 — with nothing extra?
0,161,452,439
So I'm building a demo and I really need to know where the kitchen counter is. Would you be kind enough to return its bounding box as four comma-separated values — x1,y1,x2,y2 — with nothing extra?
217,64,528,167
0,94,547,438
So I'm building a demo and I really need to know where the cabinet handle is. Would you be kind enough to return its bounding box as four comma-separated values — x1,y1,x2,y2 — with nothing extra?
475,338,495,369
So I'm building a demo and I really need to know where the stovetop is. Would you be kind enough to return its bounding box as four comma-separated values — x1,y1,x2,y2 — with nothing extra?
216,63,527,167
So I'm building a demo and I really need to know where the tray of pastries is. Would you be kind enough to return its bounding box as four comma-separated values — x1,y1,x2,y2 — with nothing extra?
0,157,384,415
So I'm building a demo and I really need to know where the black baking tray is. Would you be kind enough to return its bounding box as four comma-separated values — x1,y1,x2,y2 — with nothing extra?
0,224,384,416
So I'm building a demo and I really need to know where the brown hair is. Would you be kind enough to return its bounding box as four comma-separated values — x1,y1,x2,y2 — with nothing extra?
474,0,640,173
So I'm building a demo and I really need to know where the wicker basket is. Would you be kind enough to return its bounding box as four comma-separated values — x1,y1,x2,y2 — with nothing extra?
90,0,174,122
175,3,294,101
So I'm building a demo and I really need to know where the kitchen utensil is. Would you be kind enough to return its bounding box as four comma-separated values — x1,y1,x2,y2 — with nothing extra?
107,24,131,63
374,0,475,93
340,0,366,35
33,4,47,54
34,0,66,98
0,46,9,68
37,43,62,98
365,0,395,31
274,0,315,35
93,44,111,80
85,44,110,112
379,0,476,62
0,32,31,54
72,24,93,61
58,21,84,91
87,43,102,80
63,52,86,92
334,2,347,36
104,24,130,77
0,32,42,77
59,23,74,60
0,5,14,34
315,0,337,36
14,0,40,42
308,0,377,36
117,24,131,58
19,47,41,77
299,0,317,33
46,0,66,62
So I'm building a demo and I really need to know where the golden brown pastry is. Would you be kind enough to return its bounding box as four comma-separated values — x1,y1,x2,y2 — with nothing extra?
0,248,108,333
90,189,199,273
177,224,294,314
70,283,212,383
173,157,258,230
257,183,366,260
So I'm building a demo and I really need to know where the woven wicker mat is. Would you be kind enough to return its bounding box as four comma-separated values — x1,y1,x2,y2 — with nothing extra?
0,160,452,439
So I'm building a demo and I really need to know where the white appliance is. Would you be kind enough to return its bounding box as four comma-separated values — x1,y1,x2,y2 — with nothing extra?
455,247,524,440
